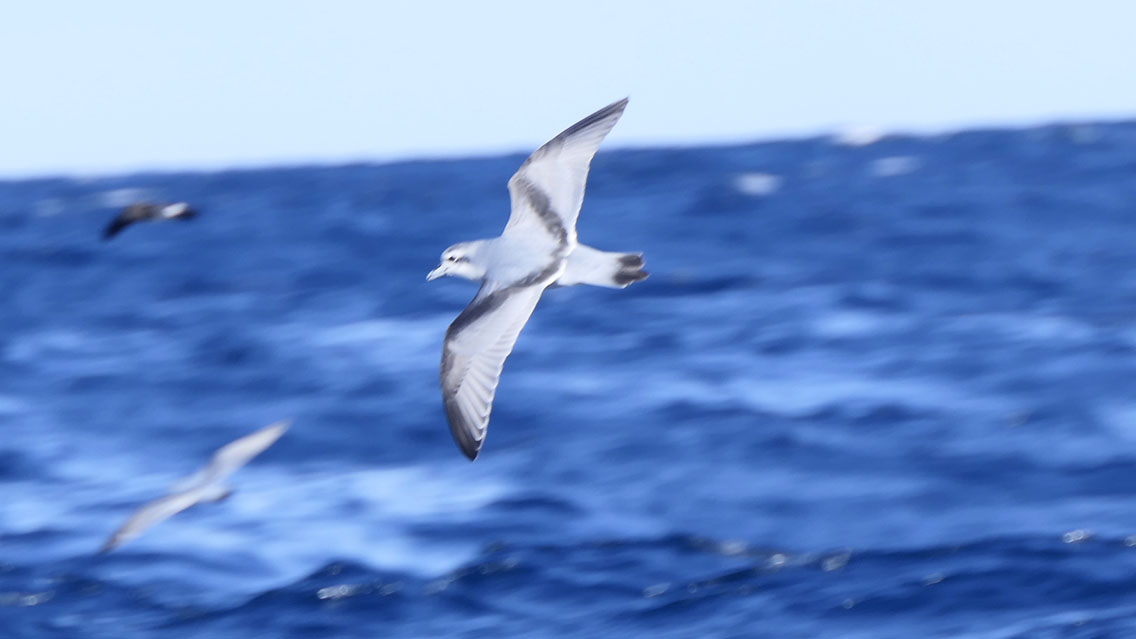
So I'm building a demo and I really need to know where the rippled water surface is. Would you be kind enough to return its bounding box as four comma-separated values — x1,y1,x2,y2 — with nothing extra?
4,121,1136,637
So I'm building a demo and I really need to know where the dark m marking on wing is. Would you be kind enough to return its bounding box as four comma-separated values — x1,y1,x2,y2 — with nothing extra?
513,261,563,288
443,265,561,343
440,260,561,383
513,176,568,247
445,289,513,342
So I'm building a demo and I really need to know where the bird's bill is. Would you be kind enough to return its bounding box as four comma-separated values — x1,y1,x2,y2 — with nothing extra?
427,265,446,281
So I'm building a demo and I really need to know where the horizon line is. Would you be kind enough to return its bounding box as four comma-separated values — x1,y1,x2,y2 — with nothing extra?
3,109,1133,183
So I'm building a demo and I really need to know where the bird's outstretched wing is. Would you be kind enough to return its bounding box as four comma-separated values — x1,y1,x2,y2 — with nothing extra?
208,420,290,481
504,98,628,249
99,489,208,553
102,215,135,240
441,284,547,459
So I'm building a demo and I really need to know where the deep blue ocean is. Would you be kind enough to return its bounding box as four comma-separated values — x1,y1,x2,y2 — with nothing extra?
4,120,1136,638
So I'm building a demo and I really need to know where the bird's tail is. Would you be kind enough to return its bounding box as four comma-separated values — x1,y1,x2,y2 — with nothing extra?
610,253,649,287
557,244,648,288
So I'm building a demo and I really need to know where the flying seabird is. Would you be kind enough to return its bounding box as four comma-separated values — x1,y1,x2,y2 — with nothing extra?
99,420,289,553
102,201,198,240
427,98,647,460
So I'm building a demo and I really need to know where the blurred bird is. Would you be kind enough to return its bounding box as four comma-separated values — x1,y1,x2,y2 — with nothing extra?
99,420,290,553
427,98,647,460
102,201,198,240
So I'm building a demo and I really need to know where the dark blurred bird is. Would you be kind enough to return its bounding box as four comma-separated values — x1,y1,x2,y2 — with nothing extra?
99,420,289,553
102,201,198,240
426,98,647,460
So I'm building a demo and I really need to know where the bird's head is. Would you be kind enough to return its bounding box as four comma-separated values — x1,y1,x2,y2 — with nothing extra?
428,242,486,282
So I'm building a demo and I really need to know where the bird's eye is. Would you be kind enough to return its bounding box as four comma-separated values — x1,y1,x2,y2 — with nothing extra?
447,255,457,262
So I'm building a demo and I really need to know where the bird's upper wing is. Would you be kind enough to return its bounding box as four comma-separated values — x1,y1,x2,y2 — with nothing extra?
504,98,628,249
207,421,290,481
441,283,548,460
99,489,206,553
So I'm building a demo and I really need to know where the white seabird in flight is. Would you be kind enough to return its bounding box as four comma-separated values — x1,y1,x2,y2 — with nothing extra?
427,98,647,460
99,420,290,553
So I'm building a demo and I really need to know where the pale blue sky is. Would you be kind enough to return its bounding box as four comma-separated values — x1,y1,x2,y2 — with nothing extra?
1,1,1133,177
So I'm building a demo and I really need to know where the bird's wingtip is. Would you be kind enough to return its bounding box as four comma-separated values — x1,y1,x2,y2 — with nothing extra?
102,221,127,240
605,97,629,114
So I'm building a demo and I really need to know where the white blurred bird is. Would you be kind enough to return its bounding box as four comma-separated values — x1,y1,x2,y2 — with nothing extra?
427,99,647,460
99,420,290,553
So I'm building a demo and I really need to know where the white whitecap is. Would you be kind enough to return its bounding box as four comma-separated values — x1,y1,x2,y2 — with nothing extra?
96,187,153,208
5,328,190,375
808,310,900,339
733,374,954,416
33,198,66,217
946,313,1094,342
0,395,29,415
734,172,782,196
1067,125,1099,144
1095,404,1136,445
103,463,511,577
869,156,920,177
311,318,443,348
832,125,885,147
616,361,1006,421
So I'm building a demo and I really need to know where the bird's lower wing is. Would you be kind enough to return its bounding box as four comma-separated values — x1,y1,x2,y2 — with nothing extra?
441,284,548,460
102,216,133,240
99,489,206,553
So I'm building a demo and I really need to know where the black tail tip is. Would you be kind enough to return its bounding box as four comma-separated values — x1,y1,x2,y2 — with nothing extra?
618,253,645,268
613,253,648,286
614,268,649,286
